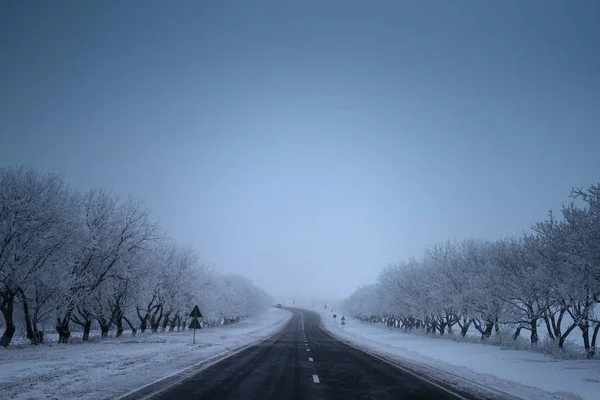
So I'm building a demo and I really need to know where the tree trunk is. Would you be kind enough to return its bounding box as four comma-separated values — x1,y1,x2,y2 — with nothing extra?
581,323,592,359
544,316,555,340
32,319,44,344
150,317,160,332
97,318,110,338
56,316,71,344
123,316,137,336
161,312,171,331
530,318,539,344
458,318,470,337
137,307,149,333
439,322,447,335
589,323,599,359
447,322,455,334
551,312,560,338
169,315,179,332
71,308,92,342
115,317,124,337
56,299,78,343
150,306,163,333
0,293,16,347
483,320,494,339
559,323,577,348
513,327,522,340
21,294,38,345
82,320,92,342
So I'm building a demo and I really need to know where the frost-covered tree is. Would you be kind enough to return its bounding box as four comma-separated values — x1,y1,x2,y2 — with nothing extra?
341,182,600,358
0,166,73,347
55,190,162,343
0,165,286,347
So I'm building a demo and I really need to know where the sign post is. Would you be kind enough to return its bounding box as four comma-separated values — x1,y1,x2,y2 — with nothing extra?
189,305,203,344
341,315,346,330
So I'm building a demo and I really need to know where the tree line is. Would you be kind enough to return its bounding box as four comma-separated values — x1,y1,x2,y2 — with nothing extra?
343,183,600,358
0,165,273,347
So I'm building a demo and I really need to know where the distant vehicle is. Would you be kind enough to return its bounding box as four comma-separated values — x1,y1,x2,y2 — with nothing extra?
276,304,282,308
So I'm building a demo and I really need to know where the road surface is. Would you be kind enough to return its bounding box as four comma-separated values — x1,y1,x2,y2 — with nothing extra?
140,308,482,400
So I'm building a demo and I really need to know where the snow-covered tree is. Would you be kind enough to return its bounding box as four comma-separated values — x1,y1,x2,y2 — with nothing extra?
0,166,73,347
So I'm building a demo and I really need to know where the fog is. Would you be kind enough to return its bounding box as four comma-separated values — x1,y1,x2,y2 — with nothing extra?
1,0,599,301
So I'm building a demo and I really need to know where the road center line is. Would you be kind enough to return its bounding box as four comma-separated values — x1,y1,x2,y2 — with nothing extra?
312,375,320,383
306,348,310,351
308,357,313,362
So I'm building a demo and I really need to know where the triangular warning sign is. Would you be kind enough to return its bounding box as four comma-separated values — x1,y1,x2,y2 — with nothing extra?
341,316,345,321
190,305,203,318
189,318,202,329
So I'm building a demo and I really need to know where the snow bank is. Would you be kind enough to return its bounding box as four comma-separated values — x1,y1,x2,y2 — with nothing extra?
314,308,600,400
0,308,292,400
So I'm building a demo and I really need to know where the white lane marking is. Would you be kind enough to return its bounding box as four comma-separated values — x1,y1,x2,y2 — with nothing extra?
306,348,310,351
309,357,313,362
312,375,320,383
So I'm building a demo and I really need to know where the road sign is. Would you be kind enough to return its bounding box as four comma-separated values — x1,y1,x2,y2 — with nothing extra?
189,305,203,344
333,314,337,318
190,305,203,319
341,316,345,321
189,318,201,329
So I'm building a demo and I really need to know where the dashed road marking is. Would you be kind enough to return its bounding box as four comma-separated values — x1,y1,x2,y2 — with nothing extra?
312,375,320,383
306,349,310,351
308,357,313,362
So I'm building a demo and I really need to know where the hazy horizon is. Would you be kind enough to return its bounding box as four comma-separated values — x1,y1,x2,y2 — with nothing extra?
2,0,599,300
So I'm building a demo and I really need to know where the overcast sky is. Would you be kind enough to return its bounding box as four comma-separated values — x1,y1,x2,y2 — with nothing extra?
1,0,599,300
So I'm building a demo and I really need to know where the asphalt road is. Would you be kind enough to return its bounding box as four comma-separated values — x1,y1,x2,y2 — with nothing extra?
147,308,480,400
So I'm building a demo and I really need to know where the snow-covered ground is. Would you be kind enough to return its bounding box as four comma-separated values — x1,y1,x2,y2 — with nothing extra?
0,308,292,400
308,306,600,400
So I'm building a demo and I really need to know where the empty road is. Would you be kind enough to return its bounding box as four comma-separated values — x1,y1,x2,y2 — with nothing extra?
136,308,481,400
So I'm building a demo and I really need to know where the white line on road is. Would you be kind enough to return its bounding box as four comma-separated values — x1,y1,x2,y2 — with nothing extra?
308,357,313,362
306,348,310,351
312,375,320,383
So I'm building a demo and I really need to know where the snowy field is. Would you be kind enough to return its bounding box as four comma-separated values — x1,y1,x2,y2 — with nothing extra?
0,308,292,400
308,306,600,400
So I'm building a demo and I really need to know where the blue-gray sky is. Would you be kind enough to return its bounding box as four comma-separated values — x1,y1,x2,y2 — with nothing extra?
1,0,599,300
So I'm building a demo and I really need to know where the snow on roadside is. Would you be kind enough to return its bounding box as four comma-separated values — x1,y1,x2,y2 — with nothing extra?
313,308,600,400
0,308,292,400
